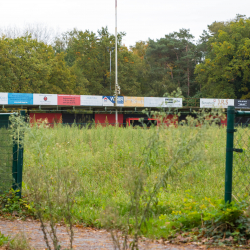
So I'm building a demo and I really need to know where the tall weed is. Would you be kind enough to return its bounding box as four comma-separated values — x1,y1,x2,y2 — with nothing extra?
15,110,245,247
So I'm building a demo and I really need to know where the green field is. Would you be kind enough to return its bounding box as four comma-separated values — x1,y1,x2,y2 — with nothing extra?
21,122,250,239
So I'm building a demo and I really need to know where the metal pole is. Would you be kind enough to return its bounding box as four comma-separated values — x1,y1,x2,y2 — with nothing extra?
225,106,235,203
12,110,25,198
115,0,118,125
110,50,112,96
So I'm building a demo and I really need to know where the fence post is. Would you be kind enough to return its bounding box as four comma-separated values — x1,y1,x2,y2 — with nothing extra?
225,106,235,203
12,110,25,198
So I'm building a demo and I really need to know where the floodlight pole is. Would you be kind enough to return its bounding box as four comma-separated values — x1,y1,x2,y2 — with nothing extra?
110,50,112,95
115,0,118,126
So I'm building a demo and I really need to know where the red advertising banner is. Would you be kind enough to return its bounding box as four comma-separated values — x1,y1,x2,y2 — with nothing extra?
57,95,80,106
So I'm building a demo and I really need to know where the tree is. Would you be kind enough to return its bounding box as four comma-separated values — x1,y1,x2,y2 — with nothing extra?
145,29,200,97
130,41,151,96
55,27,142,96
195,15,250,99
0,35,88,94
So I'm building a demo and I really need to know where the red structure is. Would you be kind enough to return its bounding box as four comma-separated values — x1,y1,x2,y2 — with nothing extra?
30,113,62,127
95,114,124,126
126,115,178,127
126,118,158,127
156,114,178,127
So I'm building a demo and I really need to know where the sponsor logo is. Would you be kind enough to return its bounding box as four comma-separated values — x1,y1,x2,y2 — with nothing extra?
44,96,48,101
165,98,181,104
202,101,214,105
103,96,123,104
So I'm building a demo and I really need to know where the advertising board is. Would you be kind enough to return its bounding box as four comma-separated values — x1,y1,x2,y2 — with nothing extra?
164,98,182,108
144,97,165,107
234,99,250,109
0,93,8,105
81,95,103,106
8,93,33,105
200,99,234,108
102,96,114,106
117,96,124,107
124,97,144,107
33,94,57,105
102,96,124,106
57,95,80,106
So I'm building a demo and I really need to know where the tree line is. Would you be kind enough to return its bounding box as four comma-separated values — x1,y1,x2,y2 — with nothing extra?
0,14,250,99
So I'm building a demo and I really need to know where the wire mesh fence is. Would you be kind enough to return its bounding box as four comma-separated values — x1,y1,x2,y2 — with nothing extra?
233,114,250,201
0,114,13,193
0,112,24,196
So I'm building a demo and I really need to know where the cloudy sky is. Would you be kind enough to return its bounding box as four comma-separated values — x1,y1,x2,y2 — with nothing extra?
0,0,249,46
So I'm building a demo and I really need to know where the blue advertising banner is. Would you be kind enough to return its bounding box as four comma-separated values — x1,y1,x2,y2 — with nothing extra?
102,96,124,107
8,93,33,105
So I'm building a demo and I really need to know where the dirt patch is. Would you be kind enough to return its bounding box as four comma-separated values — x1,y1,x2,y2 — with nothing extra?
0,219,213,249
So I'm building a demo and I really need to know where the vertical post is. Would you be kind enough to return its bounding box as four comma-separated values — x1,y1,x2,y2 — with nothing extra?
110,50,112,96
115,0,118,126
12,110,25,198
225,106,235,203
12,143,18,190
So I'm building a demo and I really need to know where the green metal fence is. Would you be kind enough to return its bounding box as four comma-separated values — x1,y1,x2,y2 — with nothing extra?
225,106,250,203
0,111,25,197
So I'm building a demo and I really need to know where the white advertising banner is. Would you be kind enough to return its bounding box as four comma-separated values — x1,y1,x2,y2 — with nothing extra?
0,93,8,104
81,95,102,106
144,97,165,107
164,98,182,108
200,99,234,108
33,94,57,105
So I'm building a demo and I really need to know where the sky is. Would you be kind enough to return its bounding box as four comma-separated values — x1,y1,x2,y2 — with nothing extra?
0,0,250,47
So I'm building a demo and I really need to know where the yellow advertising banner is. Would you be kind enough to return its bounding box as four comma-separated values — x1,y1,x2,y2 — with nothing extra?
124,97,144,107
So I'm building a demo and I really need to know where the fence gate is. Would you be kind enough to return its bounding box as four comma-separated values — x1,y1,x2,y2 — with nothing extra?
0,111,24,197
225,106,250,203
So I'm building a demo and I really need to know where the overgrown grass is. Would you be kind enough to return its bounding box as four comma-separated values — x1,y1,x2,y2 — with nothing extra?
22,119,235,236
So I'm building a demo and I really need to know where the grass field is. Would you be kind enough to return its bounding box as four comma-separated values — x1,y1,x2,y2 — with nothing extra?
22,118,249,238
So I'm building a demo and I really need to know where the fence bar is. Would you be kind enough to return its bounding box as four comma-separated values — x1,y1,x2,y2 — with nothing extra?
235,111,250,117
225,106,235,203
12,143,18,191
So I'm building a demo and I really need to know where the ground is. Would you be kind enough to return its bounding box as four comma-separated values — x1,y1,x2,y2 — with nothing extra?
0,219,216,250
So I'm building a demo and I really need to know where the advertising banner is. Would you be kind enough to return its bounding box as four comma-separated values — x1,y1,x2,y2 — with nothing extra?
102,96,124,106
234,99,250,109
117,96,124,107
164,98,182,108
0,93,8,105
144,97,165,107
200,99,234,108
33,94,57,105
81,95,103,106
8,93,33,105
124,97,144,107
103,96,114,106
57,95,80,106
